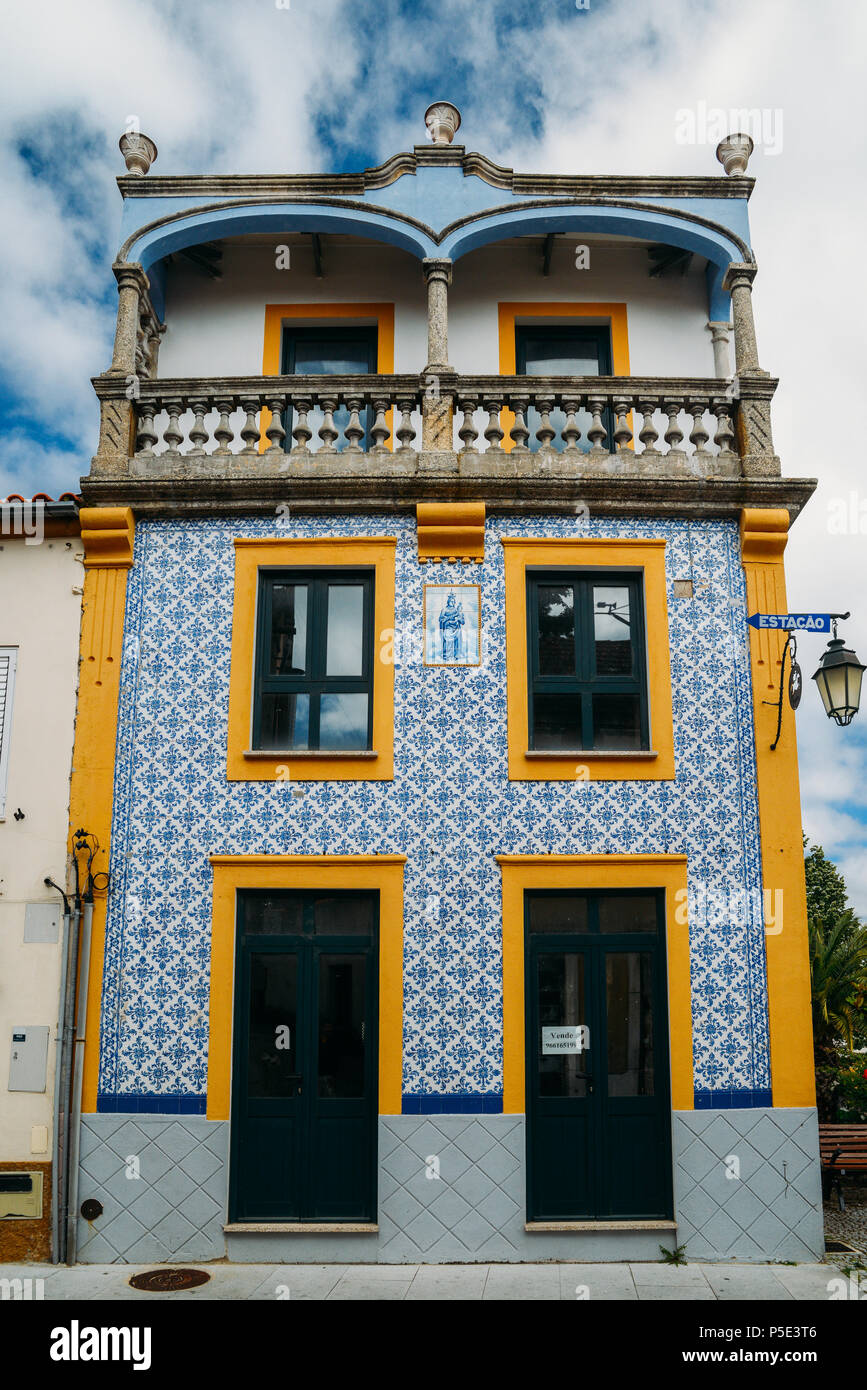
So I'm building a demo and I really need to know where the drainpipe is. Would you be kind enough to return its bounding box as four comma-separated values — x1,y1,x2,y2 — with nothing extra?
65,899,93,1264
45,878,70,1264
44,876,75,1264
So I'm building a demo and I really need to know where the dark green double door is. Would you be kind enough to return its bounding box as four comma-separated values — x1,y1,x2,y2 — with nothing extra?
229,890,378,1223
526,890,673,1221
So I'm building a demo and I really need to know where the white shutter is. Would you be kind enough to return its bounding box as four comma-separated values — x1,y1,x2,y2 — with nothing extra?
0,648,17,816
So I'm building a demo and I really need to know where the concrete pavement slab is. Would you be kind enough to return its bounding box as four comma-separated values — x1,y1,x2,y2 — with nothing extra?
558,1263,638,1300
702,1265,795,1300
483,1263,561,1299
405,1265,490,1300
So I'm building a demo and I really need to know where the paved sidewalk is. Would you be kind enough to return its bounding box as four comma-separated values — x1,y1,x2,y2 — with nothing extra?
0,1259,854,1301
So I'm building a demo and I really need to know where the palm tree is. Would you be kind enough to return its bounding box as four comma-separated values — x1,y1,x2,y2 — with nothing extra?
809,911,867,1120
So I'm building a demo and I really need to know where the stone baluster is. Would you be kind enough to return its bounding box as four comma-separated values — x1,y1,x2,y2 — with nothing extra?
291,397,313,454
509,395,531,453
637,399,660,457
586,396,608,455
713,400,736,456
612,397,633,453
213,398,235,454
135,407,158,455
687,399,711,456
560,398,582,455
663,398,686,455
161,398,183,454
317,398,339,451
264,397,286,453
239,397,261,454
534,397,556,451
370,397,391,452
483,397,505,452
395,396,417,452
344,397,365,452
187,399,210,454
457,397,480,453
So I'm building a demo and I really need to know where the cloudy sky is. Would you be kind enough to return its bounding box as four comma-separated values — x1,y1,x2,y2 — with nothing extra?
2,0,865,908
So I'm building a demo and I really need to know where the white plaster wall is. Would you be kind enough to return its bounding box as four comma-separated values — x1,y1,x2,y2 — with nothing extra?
156,237,720,380
0,532,83,1161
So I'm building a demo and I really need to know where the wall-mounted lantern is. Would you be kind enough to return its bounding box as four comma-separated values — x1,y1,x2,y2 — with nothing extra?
812,627,865,728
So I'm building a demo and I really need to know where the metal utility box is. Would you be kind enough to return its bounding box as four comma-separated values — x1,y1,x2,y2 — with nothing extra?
0,1171,44,1219
24,902,62,944
8,1026,50,1092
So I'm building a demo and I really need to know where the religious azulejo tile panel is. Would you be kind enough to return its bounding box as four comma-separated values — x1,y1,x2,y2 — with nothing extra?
97,514,768,1103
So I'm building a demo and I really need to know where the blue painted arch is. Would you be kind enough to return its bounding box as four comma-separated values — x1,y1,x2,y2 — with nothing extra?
123,197,749,321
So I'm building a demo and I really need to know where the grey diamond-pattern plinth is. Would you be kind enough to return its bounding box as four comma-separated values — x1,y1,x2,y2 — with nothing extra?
672,1108,823,1262
380,1116,524,1262
76,1115,228,1264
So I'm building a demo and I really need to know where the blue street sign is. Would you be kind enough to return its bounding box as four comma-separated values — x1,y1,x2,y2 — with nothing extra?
747,613,834,632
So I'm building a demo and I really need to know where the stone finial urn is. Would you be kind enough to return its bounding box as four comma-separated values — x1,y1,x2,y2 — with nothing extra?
715,132,754,176
424,101,462,145
119,131,158,176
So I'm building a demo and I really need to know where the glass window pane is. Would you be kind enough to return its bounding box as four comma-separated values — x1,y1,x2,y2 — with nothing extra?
592,693,641,749
319,692,368,749
598,895,659,934
606,952,654,1096
528,896,589,933
259,693,310,749
533,693,583,750
244,895,304,936
318,954,366,1097
247,954,298,1098
293,340,372,375
593,586,633,675
537,584,575,674
326,585,365,676
537,953,589,1098
269,584,307,675
314,894,375,936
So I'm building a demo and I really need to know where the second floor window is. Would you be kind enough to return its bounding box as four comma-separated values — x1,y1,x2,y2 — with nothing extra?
253,570,374,751
281,326,377,450
527,571,649,751
516,325,613,453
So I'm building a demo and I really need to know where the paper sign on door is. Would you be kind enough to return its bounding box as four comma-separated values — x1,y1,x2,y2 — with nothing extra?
542,1025,589,1054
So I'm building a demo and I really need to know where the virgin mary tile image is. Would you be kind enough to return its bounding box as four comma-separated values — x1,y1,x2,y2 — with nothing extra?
423,584,481,666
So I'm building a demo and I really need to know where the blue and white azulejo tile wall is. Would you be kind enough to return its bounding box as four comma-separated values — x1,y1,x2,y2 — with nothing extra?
96,513,769,1111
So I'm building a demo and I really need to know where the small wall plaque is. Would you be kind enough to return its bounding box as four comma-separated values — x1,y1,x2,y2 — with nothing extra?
423,585,481,666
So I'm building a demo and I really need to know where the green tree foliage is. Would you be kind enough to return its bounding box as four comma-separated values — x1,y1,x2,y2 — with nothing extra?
804,839,850,922
805,840,867,1120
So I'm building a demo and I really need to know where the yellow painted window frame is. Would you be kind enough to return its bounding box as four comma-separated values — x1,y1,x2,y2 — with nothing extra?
502,537,675,781
497,854,692,1114
226,537,396,781
207,854,406,1120
498,301,631,449
260,302,395,451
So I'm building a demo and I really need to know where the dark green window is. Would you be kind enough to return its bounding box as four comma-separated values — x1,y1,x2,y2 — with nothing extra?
527,570,649,751
516,325,613,453
253,569,374,751
281,326,377,450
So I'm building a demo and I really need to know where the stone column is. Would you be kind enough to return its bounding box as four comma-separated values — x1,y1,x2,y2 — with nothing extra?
722,262,779,477
421,258,455,452
109,263,147,376
706,321,733,378
722,262,760,374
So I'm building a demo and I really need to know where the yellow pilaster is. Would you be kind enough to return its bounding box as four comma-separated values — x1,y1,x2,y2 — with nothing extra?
70,507,135,1113
740,508,815,1107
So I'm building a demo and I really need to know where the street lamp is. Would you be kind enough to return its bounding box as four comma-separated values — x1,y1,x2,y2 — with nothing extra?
812,627,865,727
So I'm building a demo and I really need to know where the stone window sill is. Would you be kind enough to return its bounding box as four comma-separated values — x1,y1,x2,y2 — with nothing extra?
524,750,659,760
224,1222,379,1234
243,750,378,760
525,1219,677,1232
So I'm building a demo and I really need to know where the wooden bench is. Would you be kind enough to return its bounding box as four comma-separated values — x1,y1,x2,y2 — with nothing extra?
819,1124,867,1210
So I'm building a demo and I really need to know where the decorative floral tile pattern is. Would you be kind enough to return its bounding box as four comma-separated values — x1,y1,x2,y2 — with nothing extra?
98,514,769,1100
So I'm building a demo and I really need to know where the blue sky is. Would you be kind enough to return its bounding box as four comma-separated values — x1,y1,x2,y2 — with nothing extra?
1,0,865,909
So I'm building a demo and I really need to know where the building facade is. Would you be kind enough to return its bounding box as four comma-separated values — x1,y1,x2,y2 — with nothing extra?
70,109,822,1264
0,496,82,1261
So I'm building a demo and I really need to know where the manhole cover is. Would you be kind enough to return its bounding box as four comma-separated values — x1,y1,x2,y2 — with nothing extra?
129,1268,211,1292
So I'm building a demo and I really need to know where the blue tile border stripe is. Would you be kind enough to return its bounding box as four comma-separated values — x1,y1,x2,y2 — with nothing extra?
96,1093,206,1115
402,1093,503,1114
693,1088,773,1110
